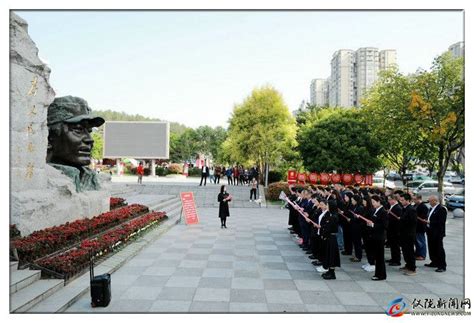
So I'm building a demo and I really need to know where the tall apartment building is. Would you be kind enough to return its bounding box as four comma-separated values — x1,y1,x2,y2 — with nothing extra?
355,47,380,106
448,41,464,58
329,49,356,107
379,49,397,70
310,78,329,106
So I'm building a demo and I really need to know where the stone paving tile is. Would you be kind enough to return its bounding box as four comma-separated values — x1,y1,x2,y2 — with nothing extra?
149,300,192,312
344,305,384,312
143,266,176,276
119,286,162,301
294,280,331,291
267,303,307,312
156,287,196,301
231,277,264,289
165,276,201,288
334,291,378,306
198,277,232,289
265,290,303,304
189,301,229,312
305,304,346,312
67,206,464,313
178,260,208,268
107,299,154,312
206,261,233,269
133,275,169,287
202,268,233,278
233,269,260,278
194,288,231,302
229,302,268,312
260,262,288,270
263,279,297,290
230,289,267,303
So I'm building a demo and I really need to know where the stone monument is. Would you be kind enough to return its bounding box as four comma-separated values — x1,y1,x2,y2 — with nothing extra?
10,13,110,235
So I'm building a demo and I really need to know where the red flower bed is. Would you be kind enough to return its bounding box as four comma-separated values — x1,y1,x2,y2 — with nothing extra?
110,197,127,210
36,211,167,277
13,204,149,263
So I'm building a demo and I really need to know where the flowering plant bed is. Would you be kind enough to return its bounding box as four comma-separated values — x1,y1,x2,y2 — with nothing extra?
35,211,167,280
13,204,149,264
110,197,127,210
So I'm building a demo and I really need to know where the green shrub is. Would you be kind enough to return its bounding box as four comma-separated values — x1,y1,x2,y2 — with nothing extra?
168,163,183,174
188,167,202,177
266,181,311,201
268,170,283,184
156,167,169,176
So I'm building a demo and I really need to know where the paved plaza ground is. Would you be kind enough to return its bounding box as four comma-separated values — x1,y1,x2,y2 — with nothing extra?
66,206,464,313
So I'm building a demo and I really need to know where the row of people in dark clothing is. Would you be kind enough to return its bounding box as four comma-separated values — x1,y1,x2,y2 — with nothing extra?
286,185,447,281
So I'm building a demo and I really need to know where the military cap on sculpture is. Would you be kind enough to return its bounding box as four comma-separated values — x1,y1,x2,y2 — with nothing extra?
46,96,105,192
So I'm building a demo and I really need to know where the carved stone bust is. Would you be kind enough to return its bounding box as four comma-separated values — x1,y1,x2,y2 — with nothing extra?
46,96,105,192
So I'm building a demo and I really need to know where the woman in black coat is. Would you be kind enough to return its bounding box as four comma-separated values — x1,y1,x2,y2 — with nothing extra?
218,185,232,228
321,199,341,280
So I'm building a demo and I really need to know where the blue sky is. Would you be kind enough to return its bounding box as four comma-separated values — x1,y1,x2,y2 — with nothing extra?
15,10,463,128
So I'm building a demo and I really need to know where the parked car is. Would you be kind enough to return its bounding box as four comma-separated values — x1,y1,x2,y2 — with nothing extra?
406,180,426,190
412,180,457,201
412,174,432,181
445,189,465,210
447,176,464,184
372,177,396,189
386,172,402,181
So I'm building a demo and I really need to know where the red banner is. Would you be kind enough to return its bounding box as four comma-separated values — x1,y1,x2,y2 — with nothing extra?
297,172,306,184
365,174,373,186
309,172,318,184
320,173,330,185
342,173,353,185
180,192,199,225
354,173,364,184
331,173,341,184
287,170,297,184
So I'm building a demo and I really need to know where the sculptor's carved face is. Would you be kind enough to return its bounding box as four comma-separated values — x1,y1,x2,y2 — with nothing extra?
49,121,94,167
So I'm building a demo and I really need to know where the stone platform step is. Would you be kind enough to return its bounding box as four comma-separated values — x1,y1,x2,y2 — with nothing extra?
117,183,266,208
27,196,183,313
10,269,41,294
10,261,18,272
11,279,63,313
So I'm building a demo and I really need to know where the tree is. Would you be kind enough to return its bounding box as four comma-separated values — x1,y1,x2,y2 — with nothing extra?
408,52,464,199
362,68,424,177
91,131,103,161
297,108,381,173
223,85,297,186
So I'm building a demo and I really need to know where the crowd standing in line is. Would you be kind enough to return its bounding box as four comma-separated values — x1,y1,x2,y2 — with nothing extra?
285,184,447,280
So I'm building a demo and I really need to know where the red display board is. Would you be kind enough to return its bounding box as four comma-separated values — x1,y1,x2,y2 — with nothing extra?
331,173,341,184
297,172,306,184
354,173,364,184
180,192,199,225
365,174,374,186
342,173,353,185
320,173,330,185
309,172,318,184
287,170,297,184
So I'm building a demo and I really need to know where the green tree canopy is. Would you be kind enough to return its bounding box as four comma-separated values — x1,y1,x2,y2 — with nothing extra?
408,52,464,197
361,68,423,175
223,85,297,184
297,108,381,173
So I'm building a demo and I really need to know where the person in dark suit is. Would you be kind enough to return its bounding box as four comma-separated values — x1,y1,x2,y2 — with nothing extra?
320,200,341,280
349,195,365,262
217,185,231,228
367,195,388,281
414,194,429,260
386,194,402,266
199,161,209,186
424,195,447,272
399,193,418,276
